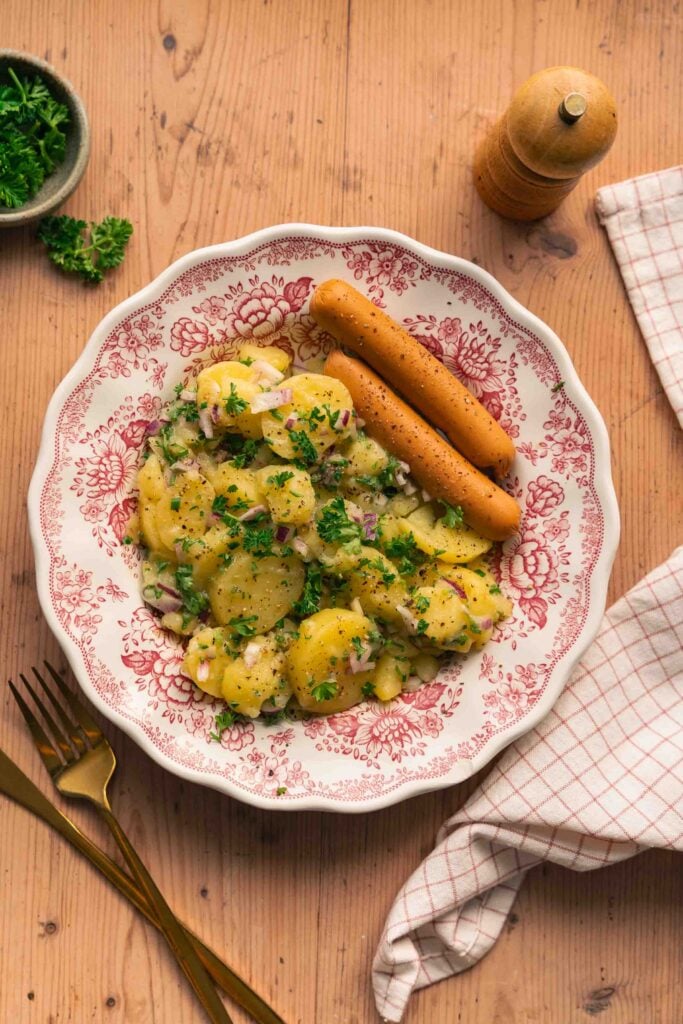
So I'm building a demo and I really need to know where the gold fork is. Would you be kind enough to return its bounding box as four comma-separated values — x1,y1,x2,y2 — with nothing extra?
9,663,232,1024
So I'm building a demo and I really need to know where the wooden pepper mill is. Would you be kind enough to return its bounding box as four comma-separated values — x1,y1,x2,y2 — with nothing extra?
474,66,617,221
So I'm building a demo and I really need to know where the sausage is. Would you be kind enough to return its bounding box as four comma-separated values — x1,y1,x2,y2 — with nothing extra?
324,350,520,542
310,278,515,478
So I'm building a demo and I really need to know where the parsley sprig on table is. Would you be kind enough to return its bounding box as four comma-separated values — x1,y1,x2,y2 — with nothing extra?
37,215,133,283
0,67,69,208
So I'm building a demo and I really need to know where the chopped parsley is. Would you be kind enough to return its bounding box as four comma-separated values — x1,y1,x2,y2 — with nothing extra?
551,380,565,393
224,383,248,416
219,434,260,468
489,584,501,595
310,679,339,702
267,470,295,488
289,429,318,467
242,525,275,557
292,562,323,617
303,406,325,432
414,594,431,613
228,614,258,638
322,403,341,429
174,564,209,616
361,681,375,698
276,786,288,796
316,496,363,545
210,709,236,742
170,497,181,512
439,502,464,529
416,618,429,635
383,532,426,575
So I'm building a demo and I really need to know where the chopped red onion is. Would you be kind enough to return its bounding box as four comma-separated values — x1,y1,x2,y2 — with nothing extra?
398,460,411,474
396,604,418,632
362,512,378,541
292,537,311,560
180,388,197,402
356,417,365,428
170,457,200,473
196,660,210,683
350,597,364,616
348,639,376,673
332,408,351,430
250,387,293,413
438,578,467,600
210,403,221,424
252,359,285,384
144,419,160,436
158,583,181,600
374,493,388,507
275,524,294,543
402,675,422,693
144,585,183,615
198,407,214,438
238,504,267,522
402,481,417,496
284,412,299,430
421,489,432,502
471,615,493,631
243,641,262,668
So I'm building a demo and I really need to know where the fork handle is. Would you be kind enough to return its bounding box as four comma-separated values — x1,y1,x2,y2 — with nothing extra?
100,806,233,1024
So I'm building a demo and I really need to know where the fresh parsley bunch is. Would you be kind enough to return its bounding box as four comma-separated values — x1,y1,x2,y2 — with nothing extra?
37,215,133,283
0,67,70,208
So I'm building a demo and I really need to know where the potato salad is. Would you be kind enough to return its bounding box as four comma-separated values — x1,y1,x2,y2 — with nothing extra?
130,343,511,721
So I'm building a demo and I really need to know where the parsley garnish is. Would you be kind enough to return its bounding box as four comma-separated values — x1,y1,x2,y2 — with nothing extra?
219,434,260,468
289,429,318,467
489,584,501,594
242,524,274,557
267,470,295,488
37,215,133,283
416,618,429,635
224,383,247,416
439,502,465,528
310,679,339,702
304,406,325,432
551,380,565,393
414,594,430,613
210,709,235,742
174,564,208,616
276,786,287,796
228,615,258,638
322,403,341,429
0,67,69,209
292,562,323,617
317,496,363,545
383,532,426,575
361,681,375,698
170,497,181,512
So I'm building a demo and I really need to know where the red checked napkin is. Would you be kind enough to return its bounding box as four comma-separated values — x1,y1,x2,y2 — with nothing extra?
372,169,683,1023
596,166,683,424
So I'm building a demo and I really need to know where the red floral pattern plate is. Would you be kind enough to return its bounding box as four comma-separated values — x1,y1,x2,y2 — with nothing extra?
29,225,619,812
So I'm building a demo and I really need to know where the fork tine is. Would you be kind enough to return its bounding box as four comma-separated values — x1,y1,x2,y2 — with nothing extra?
8,680,65,776
43,662,105,746
32,666,87,755
19,673,77,765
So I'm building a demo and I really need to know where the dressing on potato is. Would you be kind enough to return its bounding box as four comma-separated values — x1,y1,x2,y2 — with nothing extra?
130,342,512,725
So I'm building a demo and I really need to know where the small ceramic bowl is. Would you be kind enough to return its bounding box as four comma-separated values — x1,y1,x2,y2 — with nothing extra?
0,50,90,227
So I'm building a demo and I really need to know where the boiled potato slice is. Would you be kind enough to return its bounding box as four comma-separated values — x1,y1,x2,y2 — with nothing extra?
207,549,305,631
261,373,355,461
345,547,409,625
385,492,421,517
342,434,389,479
442,565,512,648
211,465,263,510
373,654,405,702
404,502,492,564
256,464,316,525
183,626,235,699
238,343,291,374
222,637,289,718
139,469,214,559
196,360,263,438
409,585,469,648
138,453,166,501
287,608,375,713
176,525,239,589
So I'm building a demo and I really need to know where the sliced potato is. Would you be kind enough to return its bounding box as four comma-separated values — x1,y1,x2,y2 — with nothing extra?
256,464,316,525
373,654,405,702
404,502,492,564
342,434,389,479
211,464,263,510
183,626,235,699
222,637,289,717
344,547,409,625
207,549,305,631
196,360,263,438
139,468,214,559
287,608,375,713
238,343,292,374
261,372,355,461
409,585,469,647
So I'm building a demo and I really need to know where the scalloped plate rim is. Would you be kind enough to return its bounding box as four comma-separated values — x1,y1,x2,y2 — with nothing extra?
28,222,620,812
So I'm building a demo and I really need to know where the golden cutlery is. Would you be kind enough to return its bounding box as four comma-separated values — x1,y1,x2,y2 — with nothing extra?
9,663,232,1024
0,745,285,1024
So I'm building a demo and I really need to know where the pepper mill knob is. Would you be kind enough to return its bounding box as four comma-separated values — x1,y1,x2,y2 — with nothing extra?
474,66,618,220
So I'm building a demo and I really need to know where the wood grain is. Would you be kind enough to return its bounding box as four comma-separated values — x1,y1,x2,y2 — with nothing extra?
1,1,681,1022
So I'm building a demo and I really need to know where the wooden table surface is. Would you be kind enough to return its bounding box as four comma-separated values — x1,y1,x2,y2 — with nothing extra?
1,2,681,1021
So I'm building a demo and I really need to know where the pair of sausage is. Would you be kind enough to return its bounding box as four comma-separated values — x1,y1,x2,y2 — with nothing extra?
311,280,520,542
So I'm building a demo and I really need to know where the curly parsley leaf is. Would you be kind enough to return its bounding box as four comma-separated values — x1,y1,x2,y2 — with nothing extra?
316,496,363,545
310,679,339,702
292,562,323,617
224,383,248,416
37,215,133,283
439,502,465,529
289,429,318,467
174,564,209,617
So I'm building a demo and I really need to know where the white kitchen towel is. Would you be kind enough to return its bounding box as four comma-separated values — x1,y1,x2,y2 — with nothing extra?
596,166,683,425
373,169,683,1022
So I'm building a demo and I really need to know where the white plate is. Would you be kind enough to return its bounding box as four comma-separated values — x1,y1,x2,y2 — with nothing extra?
29,224,619,811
